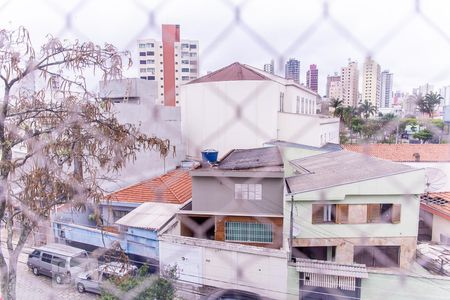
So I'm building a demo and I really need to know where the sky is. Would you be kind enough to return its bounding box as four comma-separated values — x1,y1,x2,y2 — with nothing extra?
1,0,449,96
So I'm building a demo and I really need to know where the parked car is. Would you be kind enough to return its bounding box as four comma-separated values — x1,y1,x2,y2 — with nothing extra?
75,261,138,294
27,243,89,284
203,289,262,300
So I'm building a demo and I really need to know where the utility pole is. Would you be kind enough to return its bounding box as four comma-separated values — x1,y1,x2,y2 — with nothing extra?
289,195,294,262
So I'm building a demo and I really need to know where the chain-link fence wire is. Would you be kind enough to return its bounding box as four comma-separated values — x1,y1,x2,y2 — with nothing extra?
1,0,450,299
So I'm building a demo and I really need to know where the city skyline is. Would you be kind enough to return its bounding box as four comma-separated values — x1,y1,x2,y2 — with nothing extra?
0,0,449,96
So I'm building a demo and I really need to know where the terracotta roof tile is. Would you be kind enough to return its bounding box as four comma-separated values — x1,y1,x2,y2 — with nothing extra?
342,144,450,162
188,62,270,84
107,169,192,204
421,192,450,221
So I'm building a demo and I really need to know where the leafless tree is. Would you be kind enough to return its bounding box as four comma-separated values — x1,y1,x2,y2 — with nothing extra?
0,27,171,300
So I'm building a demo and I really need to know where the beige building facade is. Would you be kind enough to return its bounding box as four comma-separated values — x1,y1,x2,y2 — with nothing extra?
362,56,381,108
341,61,359,107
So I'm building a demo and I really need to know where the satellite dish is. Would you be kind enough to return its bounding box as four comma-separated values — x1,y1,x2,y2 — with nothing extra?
424,168,448,192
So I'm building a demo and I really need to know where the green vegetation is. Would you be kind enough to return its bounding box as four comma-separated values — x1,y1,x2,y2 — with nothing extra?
100,265,178,300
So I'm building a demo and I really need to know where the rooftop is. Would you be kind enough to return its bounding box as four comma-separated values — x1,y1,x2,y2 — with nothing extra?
421,192,450,221
188,62,269,84
115,202,181,230
286,150,417,194
342,144,450,162
218,146,283,170
107,169,192,204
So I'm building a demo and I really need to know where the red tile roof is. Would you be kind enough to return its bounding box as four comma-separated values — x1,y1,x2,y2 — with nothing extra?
188,62,270,84
342,144,450,162
107,169,192,204
421,192,450,221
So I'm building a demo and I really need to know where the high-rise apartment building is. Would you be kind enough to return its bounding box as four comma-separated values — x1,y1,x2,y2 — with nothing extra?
380,70,393,108
264,60,274,74
413,83,434,96
439,85,450,106
285,58,300,83
341,61,359,107
329,79,342,101
306,64,318,92
138,24,199,106
326,73,341,98
362,56,381,107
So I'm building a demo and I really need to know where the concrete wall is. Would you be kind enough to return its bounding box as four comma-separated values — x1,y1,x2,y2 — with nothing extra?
361,270,450,299
180,79,320,159
99,78,185,191
191,176,284,214
277,112,339,147
159,235,288,299
432,214,450,243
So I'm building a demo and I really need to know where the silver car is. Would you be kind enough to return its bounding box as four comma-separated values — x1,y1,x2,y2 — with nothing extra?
27,243,89,284
75,262,138,294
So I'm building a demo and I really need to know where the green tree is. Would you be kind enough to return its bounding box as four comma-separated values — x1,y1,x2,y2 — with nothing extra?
358,100,378,119
413,129,433,143
417,92,443,117
0,27,171,300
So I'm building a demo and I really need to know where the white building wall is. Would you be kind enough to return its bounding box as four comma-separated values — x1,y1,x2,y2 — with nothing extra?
277,113,339,147
181,79,324,158
402,162,450,192
431,214,450,242
159,235,288,299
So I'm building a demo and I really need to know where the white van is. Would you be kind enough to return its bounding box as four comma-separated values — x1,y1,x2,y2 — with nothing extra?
27,243,89,284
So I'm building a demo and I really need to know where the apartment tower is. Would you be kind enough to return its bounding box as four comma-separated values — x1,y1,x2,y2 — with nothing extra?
138,24,199,106
285,58,300,83
362,56,381,107
326,73,341,98
306,64,318,92
380,70,393,108
264,60,275,74
341,61,359,107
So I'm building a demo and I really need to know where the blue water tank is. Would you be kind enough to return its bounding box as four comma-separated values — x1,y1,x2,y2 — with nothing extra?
201,149,218,163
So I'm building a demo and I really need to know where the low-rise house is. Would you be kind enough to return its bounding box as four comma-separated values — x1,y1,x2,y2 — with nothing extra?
159,147,289,299
52,168,192,264
419,192,450,243
178,147,285,249
285,150,425,269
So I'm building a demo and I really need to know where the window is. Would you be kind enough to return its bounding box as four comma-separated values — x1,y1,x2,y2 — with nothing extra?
147,76,155,80
190,53,197,57
139,52,146,56
112,210,129,221
279,92,284,112
146,59,155,64
30,250,41,258
51,256,66,267
225,222,272,243
146,51,154,56
138,43,145,48
312,204,349,224
139,68,146,72
146,42,154,47
181,60,189,64
190,44,197,49
296,96,300,114
190,68,197,73
354,246,400,267
182,76,190,80
367,204,401,223
146,68,155,74
140,76,146,79
139,60,146,64
235,184,262,200
181,68,189,72
42,253,52,263
181,43,189,48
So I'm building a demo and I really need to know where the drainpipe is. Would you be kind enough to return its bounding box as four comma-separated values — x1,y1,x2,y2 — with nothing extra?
289,195,294,262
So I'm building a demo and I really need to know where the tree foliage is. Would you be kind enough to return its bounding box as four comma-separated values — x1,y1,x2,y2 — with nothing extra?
416,92,443,117
413,129,433,143
0,27,172,300
358,100,377,119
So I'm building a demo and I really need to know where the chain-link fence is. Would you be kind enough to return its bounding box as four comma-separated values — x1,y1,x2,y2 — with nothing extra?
1,0,450,299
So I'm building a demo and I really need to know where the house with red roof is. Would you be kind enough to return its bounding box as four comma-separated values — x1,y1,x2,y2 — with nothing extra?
180,62,340,159
51,168,192,264
343,144,450,191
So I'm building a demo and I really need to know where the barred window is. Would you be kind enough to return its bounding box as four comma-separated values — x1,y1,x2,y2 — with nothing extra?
235,184,262,200
225,222,272,243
